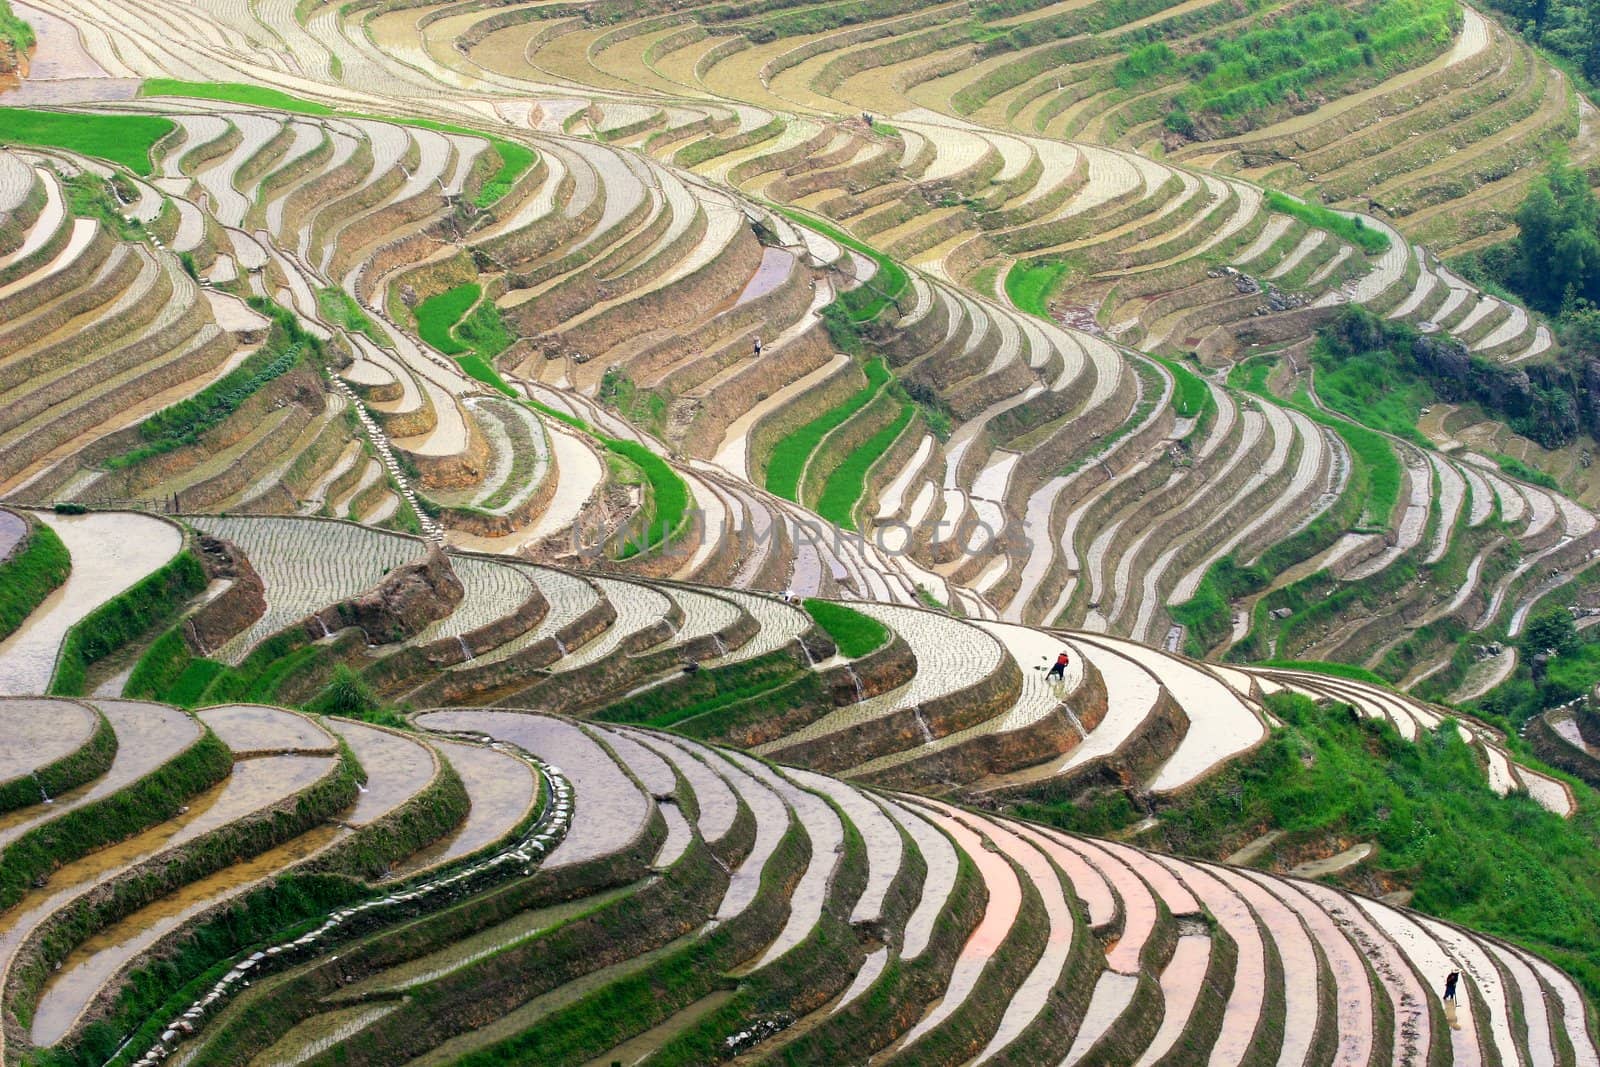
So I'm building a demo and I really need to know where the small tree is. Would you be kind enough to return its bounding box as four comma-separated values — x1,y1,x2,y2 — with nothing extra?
1523,608,1579,659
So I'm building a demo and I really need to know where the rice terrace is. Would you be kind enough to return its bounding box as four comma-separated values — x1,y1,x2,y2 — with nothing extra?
4,0,1600,1059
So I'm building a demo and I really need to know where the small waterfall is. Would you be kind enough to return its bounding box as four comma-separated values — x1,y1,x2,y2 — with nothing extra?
34,776,51,805
554,636,568,657
845,665,864,702
312,615,331,639
914,711,934,745
798,640,816,667
712,633,728,657
456,635,474,663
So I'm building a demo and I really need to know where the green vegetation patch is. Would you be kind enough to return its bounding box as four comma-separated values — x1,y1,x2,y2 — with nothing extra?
1152,355,1214,419
1024,690,1600,1003
1264,190,1389,255
1460,157,1599,317
139,79,334,115
1005,259,1071,316
474,140,536,209
1318,304,1579,452
608,439,691,558
317,287,391,347
0,519,70,644
803,599,889,658
416,283,518,399
104,299,316,470
0,107,173,176
1493,453,1562,491
414,282,479,356
765,359,892,501
1120,0,1457,138
63,171,144,241
50,548,208,696
816,402,915,529
1259,659,1393,686
1478,611,1599,730
1310,329,1433,447
0,0,35,51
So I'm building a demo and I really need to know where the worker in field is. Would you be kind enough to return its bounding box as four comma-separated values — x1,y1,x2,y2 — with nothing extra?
1047,650,1070,682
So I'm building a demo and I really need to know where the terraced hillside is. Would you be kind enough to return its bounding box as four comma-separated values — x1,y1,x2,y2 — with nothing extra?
0,688,1594,1067
2,86,1592,676
3,0,1600,1060
3,0,1594,676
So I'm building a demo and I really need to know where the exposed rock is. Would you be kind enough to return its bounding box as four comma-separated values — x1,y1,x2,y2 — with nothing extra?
185,536,267,656
313,546,464,645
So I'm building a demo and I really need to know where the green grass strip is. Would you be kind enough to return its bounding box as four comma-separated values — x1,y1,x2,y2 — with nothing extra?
1152,355,1213,419
803,599,889,658
1265,190,1389,255
104,298,314,470
521,396,692,558
474,141,535,209
317,287,390,347
816,402,915,529
1259,659,1393,687
50,549,208,696
765,359,891,502
1237,362,1402,528
1492,453,1562,492
0,108,174,176
139,79,334,115
0,520,70,645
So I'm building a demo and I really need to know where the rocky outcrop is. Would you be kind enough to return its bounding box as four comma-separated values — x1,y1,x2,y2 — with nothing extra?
184,536,267,656
311,547,464,646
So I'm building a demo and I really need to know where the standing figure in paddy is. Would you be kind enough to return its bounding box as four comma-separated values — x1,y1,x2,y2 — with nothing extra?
1046,650,1070,682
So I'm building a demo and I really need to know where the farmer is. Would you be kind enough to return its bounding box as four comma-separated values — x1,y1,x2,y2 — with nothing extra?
1443,971,1459,1004
753,335,763,357
1047,650,1070,681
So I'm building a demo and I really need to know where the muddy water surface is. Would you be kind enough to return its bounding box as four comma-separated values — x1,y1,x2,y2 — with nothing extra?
327,720,437,826
0,512,181,695
199,705,335,754
0,756,332,1035
0,700,197,847
0,509,23,560
417,712,648,870
389,737,536,877
0,698,96,781
6,3,110,80
30,821,347,1046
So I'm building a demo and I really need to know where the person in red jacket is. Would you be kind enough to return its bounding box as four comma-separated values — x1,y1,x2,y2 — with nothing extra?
1047,650,1070,681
